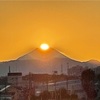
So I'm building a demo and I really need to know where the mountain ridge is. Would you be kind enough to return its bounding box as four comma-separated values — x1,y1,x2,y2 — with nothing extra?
0,48,100,76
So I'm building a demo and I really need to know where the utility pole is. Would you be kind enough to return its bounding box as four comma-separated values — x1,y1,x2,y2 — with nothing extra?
53,71,57,100
28,72,32,100
66,63,69,93
46,74,49,100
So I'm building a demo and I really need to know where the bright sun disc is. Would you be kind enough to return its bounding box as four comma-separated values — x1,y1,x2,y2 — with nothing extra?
40,44,49,50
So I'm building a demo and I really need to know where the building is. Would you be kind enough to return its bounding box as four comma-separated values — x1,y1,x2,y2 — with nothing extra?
7,66,22,86
7,72,22,86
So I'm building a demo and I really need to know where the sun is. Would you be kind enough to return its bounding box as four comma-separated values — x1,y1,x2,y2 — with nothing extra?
40,43,49,51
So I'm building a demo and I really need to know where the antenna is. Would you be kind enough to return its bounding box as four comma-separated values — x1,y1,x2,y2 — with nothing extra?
67,63,69,75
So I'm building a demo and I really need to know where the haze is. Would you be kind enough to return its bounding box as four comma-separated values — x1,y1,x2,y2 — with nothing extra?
0,1,100,62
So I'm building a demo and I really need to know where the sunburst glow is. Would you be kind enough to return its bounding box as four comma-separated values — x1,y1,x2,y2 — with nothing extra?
40,43,49,51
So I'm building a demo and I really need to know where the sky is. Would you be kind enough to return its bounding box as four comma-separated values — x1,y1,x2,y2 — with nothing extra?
0,1,100,62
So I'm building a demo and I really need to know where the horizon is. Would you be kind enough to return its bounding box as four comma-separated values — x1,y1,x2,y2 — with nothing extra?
0,47,100,76
0,47,100,63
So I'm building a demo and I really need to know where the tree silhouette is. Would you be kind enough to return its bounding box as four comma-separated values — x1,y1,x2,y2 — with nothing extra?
81,69,97,100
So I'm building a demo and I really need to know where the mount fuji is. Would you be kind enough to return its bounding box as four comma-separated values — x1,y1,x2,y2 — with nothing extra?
0,48,100,76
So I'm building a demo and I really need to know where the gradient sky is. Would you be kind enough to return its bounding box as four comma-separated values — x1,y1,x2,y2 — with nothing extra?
0,1,100,62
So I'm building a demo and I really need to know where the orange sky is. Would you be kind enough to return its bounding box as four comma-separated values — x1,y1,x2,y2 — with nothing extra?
0,1,100,62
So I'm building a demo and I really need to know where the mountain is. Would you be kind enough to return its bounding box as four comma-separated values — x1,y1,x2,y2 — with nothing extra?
86,60,100,67
18,48,68,60
0,48,100,76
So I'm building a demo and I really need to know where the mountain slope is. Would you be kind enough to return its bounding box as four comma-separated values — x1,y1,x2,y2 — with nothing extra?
0,48,100,76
